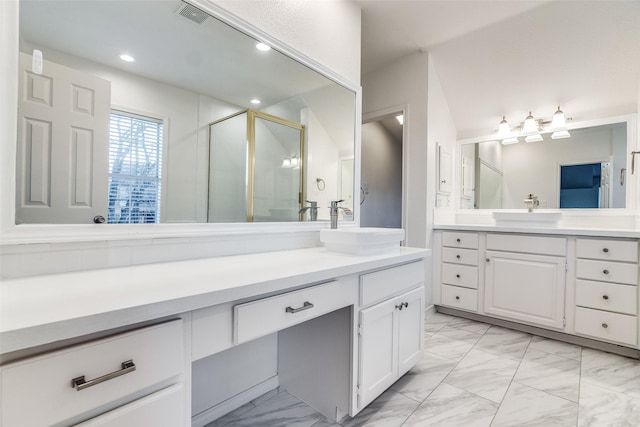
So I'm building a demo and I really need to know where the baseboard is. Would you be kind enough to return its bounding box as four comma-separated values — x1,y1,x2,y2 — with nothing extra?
424,304,436,316
436,306,640,360
191,376,279,427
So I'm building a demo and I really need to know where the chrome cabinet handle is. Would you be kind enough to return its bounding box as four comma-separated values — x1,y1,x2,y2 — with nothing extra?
455,296,460,300
456,254,461,259
456,238,461,243
602,295,609,300
456,274,461,278
93,215,106,224
603,269,610,275
601,323,609,329
602,248,609,253
285,301,314,314
71,360,136,391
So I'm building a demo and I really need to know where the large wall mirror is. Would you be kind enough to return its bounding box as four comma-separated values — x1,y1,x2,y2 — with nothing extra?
459,119,633,210
16,0,356,225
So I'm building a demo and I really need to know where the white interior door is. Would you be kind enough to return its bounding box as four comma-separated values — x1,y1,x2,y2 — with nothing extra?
16,52,110,224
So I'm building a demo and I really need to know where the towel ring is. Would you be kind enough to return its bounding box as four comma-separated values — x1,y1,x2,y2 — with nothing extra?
315,178,326,191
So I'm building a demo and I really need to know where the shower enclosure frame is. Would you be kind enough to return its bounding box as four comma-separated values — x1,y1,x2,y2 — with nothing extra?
208,109,306,222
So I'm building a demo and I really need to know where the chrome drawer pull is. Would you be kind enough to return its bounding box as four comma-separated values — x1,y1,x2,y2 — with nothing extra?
602,295,609,300
456,238,461,243
455,296,460,300
285,301,314,314
456,254,461,259
601,323,609,329
456,274,461,278
603,269,610,275
602,248,609,253
71,360,136,391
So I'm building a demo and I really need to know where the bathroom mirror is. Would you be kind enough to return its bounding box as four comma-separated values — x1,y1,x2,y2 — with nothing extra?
16,0,356,224
459,121,629,210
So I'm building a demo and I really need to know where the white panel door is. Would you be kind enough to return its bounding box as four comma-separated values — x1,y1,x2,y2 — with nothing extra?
358,297,398,409
396,287,424,375
16,52,110,224
485,251,566,329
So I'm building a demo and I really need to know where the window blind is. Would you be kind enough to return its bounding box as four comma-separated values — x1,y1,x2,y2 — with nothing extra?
108,111,163,223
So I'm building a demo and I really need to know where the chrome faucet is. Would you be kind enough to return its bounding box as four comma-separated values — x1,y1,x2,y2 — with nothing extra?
524,193,540,212
329,200,352,229
298,200,318,221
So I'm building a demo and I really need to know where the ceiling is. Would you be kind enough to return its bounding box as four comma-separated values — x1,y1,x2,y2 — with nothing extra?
358,0,640,138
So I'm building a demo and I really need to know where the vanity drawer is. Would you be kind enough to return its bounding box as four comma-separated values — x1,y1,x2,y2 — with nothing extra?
576,259,638,285
487,234,566,256
442,232,479,249
575,307,637,346
442,263,478,289
234,280,351,344
442,247,479,266
576,238,638,263
575,279,638,315
441,285,478,312
1,320,183,427
360,260,424,306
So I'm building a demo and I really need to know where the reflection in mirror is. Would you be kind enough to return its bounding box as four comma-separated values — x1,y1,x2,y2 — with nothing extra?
17,0,355,224
461,122,627,209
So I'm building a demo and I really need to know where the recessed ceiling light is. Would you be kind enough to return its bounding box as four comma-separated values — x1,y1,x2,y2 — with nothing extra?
250,98,261,104
119,54,135,62
256,43,271,51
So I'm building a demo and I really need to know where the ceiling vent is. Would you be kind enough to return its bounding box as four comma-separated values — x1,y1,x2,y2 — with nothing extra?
176,2,209,25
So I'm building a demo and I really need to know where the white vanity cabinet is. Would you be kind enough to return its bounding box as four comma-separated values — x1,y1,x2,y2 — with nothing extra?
0,320,185,427
574,238,639,346
439,231,480,312
356,262,424,410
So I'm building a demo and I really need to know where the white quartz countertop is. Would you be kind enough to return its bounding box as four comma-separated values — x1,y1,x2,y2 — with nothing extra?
434,224,640,238
0,247,429,355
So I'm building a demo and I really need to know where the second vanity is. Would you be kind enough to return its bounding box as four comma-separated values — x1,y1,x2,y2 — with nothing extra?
0,246,428,426
433,225,640,357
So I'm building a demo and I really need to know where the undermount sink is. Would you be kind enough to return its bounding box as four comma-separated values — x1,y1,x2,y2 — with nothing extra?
319,227,405,255
492,211,562,228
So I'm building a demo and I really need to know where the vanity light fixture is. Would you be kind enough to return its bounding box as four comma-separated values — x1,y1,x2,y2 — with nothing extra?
501,137,519,145
497,116,511,137
396,115,404,125
256,42,271,51
521,111,541,136
525,134,544,143
549,106,570,139
250,98,261,105
119,54,135,62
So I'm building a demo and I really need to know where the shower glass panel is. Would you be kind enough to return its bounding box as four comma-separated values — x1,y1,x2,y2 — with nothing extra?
208,110,304,222
254,117,303,222
208,112,248,222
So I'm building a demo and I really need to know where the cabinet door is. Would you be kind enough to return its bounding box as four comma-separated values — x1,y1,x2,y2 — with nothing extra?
74,384,184,426
358,297,398,409
397,287,424,375
485,251,566,329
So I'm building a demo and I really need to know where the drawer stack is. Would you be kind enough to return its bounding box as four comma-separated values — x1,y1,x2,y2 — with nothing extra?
440,232,479,312
574,238,639,347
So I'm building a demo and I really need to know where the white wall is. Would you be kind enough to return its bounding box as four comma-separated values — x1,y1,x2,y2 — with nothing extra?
362,52,428,249
361,121,402,228
428,57,458,211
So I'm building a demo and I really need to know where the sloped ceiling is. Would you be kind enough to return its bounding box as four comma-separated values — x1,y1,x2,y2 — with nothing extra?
359,0,640,138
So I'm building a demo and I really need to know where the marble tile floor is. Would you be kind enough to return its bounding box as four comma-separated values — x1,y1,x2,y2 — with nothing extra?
206,310,640,427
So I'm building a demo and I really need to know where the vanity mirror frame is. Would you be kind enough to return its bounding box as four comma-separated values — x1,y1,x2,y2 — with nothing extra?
453,114,639,215
0,0,362,244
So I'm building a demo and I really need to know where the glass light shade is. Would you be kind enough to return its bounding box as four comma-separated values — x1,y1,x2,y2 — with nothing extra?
281,157,291,168
551,130,571,139
497,116,510,137
290,155,299,167
525,134,543,143
396,115,404,125
521,112,539,136
501,137,519,145
550,106,567,130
